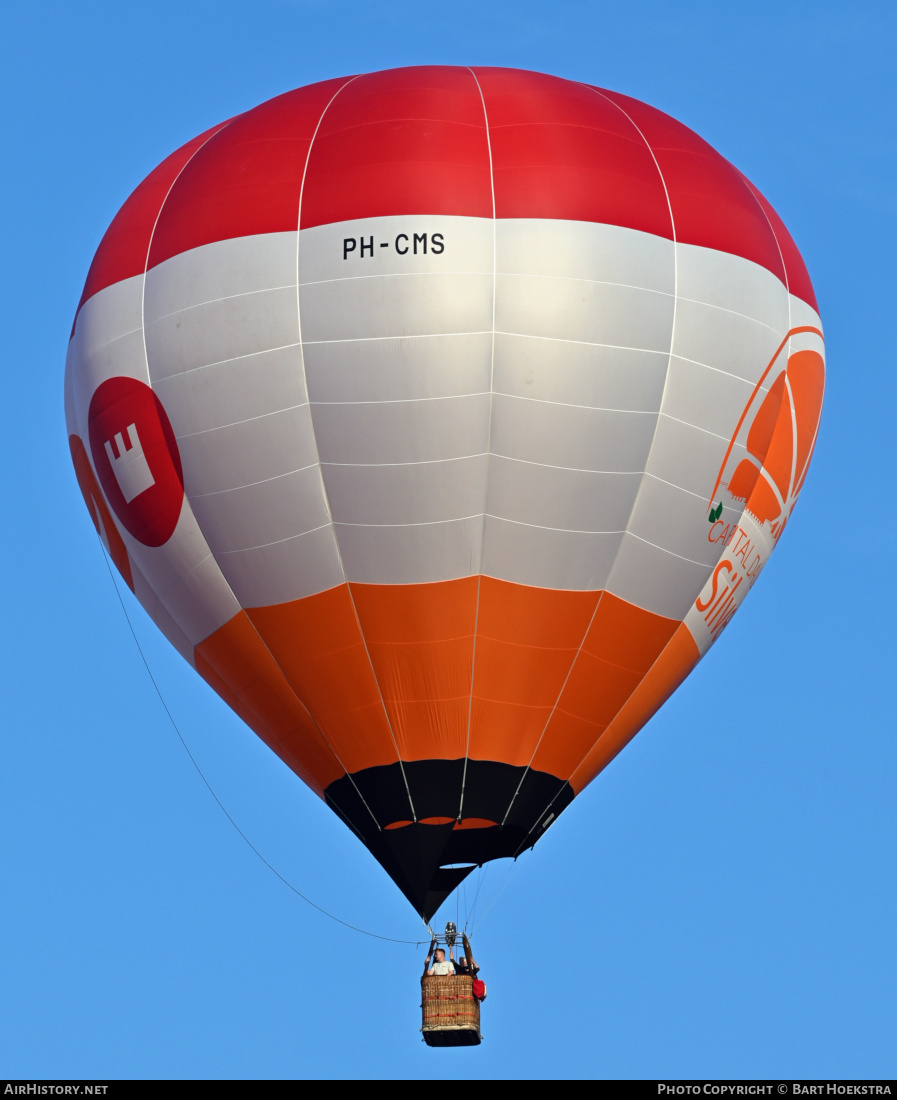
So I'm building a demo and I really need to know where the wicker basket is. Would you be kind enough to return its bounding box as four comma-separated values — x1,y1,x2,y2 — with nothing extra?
420,974,481,1047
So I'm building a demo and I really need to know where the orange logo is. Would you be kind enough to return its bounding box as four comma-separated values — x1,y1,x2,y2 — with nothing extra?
710,327,824,542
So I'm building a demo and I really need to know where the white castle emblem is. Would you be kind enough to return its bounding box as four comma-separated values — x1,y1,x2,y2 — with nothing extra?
104,423,156,503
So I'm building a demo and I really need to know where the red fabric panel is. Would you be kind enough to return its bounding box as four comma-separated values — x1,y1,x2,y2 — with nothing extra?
595,87,787,286
737,173,819,312
148,78,351,269
473,67,672,239
74,121,229,321
299,66,493,227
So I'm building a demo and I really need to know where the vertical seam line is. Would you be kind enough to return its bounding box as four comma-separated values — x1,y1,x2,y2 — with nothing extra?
458,66,497,822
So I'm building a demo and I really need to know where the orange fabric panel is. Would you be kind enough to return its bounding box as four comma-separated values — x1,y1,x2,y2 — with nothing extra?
467,579,598,766
568,622,700,793
351,578,478,643
527,592,679,778
351,579,478,760
378,697,471,761
473,637,576,706
530,709,605,779
476,577,598,647
581,592,679,673
246,585,400,774
69,435,133,590
194,611,342,793
554,650,644,726
469,697,554,767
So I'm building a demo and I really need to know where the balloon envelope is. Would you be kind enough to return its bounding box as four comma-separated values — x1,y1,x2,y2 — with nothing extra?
65,66,824,919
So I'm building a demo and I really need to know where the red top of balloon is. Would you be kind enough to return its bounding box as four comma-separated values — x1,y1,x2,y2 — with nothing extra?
77,65,816,322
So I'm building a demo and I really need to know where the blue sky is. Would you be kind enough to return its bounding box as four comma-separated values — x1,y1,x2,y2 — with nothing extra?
2,0,895,1080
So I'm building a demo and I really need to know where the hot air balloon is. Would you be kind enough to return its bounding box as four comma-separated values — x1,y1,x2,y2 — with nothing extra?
65,66,824,923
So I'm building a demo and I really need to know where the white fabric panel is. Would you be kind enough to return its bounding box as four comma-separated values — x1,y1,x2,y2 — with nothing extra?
323,456,487,526
787,300,825,350
144,286,301,382
297,218,495,587
493,335,667,412
642,417,728,502
661,355,755,441
114,506,242,644
148,551,242,643
495,274,673,351
72,273,144,357
188,464,331,554
144,232,298,318
496,219,674,292
64,345,77,436
484,217,677,593
305,333,492,403
215,525,345,608
489,395,656,472
177,405,319,498
788,296,822,333
676,242,789,332
482,517,622,591
311,394,491,465
335,517,483,584
485,457,638,533
627,478,721,567
607,532,710,620
300,274,492,343
154,344,308,437
671,296,783,385
481,215,679,592
131,561,195,666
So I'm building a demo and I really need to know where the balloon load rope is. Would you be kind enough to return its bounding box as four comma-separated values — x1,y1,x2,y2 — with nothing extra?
98,540,429,947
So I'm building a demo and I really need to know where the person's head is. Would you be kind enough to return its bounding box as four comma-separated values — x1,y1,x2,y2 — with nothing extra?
457,956,468,969
434,948,445,962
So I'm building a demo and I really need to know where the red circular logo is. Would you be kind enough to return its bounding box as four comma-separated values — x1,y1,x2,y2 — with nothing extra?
88,377,184,547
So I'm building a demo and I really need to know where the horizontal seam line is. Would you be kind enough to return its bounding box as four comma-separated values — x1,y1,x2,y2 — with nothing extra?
146,283,297,323
153,341,302,380
323,454,487,467
334,515,481,529
176,402,309,438
216,522,332,554
485,515,626,535
625,531,712,567
312,392,490,406
187,463,318,497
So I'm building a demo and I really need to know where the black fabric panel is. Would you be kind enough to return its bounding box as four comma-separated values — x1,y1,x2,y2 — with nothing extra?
324,759,574,919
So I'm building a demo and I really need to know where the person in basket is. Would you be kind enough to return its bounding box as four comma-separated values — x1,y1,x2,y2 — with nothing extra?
426,947,456,976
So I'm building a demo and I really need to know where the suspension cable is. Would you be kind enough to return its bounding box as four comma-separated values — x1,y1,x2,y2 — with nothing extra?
98,541,427,947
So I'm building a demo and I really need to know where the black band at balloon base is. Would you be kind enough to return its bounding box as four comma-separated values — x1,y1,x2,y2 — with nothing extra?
324,758,574,919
